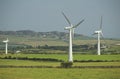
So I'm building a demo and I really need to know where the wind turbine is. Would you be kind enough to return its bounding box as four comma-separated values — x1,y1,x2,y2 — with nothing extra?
3,38,9,54
62,12,84,62
93,16,103,55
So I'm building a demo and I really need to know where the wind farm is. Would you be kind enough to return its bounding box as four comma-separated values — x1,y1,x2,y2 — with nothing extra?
0,0,120,79
0,20,120,79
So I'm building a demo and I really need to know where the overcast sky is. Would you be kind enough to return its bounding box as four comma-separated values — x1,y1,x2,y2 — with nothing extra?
0,0,120,38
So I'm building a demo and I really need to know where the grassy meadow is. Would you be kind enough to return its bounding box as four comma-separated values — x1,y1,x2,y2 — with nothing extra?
0,31,120,79
1,54,120,61
0,54,120,79
0,58,120,67
1,34,120,46
0,68,120,79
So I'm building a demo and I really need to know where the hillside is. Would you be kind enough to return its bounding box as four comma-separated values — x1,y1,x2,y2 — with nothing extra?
0,30,94,46
0,30,120,47
0,30,120,54
0,30,92,39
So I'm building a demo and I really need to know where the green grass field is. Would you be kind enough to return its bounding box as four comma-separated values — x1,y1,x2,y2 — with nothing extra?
0,54,120,79
0,30,120,79
0,59,120,67
1,54,120,61
0,68,120,79
0,59,60,67
1,34,120,46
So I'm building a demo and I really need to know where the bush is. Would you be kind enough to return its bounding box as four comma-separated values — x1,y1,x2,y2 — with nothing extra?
61,62,73,68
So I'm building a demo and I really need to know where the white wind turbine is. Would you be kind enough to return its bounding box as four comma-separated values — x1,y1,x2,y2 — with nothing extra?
62,12,84,62
3,38,9,54
93,16,103,55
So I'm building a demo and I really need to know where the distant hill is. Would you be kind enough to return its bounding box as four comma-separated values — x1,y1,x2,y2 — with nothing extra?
0,30,93,40
0,30,94,46
0,30,119,46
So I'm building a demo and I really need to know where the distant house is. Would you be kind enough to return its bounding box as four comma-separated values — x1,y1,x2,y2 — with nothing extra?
115,44,120,46
101,45,107,49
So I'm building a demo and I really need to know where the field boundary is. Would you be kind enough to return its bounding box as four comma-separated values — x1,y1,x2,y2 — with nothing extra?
1,57,120,62
0,65,120,68
0,57,64,62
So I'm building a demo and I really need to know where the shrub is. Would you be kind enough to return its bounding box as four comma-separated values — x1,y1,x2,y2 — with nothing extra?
61,62,73,68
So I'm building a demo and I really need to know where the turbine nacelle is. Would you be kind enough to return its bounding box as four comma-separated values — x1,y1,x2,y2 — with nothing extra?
94,30,102,34
64,26,72,30
3,39,9,43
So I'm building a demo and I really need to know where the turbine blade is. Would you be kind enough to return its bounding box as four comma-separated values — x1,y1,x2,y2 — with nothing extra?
72,28,75,38
73,19,84,28
92,33,96,35
100,33,107,48
7,38,9,42
100,31,103,37
100,16,102,30
62,12,71,26
100,32,105,42
101,34,104,39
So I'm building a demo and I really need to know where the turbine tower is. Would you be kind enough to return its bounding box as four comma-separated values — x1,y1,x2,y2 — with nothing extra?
62,12,84,62
93,16,103,55
3,38,9,54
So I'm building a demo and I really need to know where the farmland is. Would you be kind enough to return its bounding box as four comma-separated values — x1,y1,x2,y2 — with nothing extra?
0,55,120,67
0,54,120,79
0,31,120,56
0,30,120,79
0,30,120,46
0,68,120,79
1,54,120,61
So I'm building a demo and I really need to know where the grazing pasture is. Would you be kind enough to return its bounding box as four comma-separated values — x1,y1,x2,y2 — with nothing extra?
0,54,120,79
0,68,120,79
1,54,120,61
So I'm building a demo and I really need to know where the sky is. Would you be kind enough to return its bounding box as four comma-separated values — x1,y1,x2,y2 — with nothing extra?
0,0,120,38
